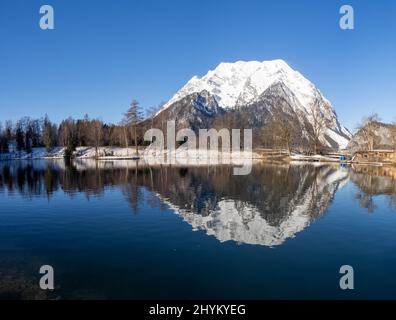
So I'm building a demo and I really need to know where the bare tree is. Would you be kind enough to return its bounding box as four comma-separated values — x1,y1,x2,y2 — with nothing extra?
90,119,103,158
357,113,381,151
264,109,299,154
145,103,163,129
15,120,25,152
390,120,396,152
123,100,143,156
58,117,78,157
119,119,130,155
107,124,122,147
307,100,328,154
75,114,90,147
0,122,9,154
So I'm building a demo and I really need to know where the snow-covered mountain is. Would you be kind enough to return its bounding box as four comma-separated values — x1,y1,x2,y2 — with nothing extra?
156,59,351,149
161,165,350,246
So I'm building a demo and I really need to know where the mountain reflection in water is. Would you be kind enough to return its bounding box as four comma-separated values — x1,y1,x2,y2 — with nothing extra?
0,160,395,247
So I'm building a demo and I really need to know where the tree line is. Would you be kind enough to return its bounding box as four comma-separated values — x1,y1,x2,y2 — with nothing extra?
2,100,395,156
0,100,162,156
210,100,331,154
0,100,342,156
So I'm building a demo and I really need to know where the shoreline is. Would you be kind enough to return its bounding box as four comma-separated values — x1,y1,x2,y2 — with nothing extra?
1,146,395,166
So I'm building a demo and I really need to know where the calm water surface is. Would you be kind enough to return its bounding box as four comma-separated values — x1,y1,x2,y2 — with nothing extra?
0,160,396,299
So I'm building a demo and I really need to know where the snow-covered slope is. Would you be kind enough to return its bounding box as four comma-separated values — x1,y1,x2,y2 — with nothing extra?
163,60,318,111
158,59,351,149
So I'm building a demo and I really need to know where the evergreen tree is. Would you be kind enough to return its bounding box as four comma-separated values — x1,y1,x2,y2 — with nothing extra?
43,115,56,151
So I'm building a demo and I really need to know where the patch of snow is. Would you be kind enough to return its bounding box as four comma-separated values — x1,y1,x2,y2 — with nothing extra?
325,128,350,149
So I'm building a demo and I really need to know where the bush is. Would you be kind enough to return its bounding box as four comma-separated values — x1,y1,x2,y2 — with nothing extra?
64,143,76,159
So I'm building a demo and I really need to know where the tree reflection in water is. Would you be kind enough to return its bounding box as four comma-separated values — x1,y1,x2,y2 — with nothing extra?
1,160,395,245
350,165,396,213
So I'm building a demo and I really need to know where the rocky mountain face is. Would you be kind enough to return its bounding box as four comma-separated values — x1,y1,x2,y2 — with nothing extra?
154,60,351,149
347,121,396,152
152,90,224,131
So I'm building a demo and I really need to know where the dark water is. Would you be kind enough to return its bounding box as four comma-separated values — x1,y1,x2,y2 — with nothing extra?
0,159,396,299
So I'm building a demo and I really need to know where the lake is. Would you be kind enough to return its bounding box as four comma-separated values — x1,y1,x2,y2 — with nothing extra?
0,159,396,299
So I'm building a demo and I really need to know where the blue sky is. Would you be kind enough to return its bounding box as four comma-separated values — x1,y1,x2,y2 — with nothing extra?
0,0,395,131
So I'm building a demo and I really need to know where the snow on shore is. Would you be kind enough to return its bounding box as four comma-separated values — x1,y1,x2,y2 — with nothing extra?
289,154,340,163
0,147,65,160
0,147,143,160
0,146,262,165
0,146,348,166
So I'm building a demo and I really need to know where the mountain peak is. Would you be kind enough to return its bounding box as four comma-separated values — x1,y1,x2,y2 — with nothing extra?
162,59,317,112
156,59,351,149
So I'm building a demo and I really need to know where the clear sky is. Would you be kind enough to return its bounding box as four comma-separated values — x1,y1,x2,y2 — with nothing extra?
0,0,395,131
